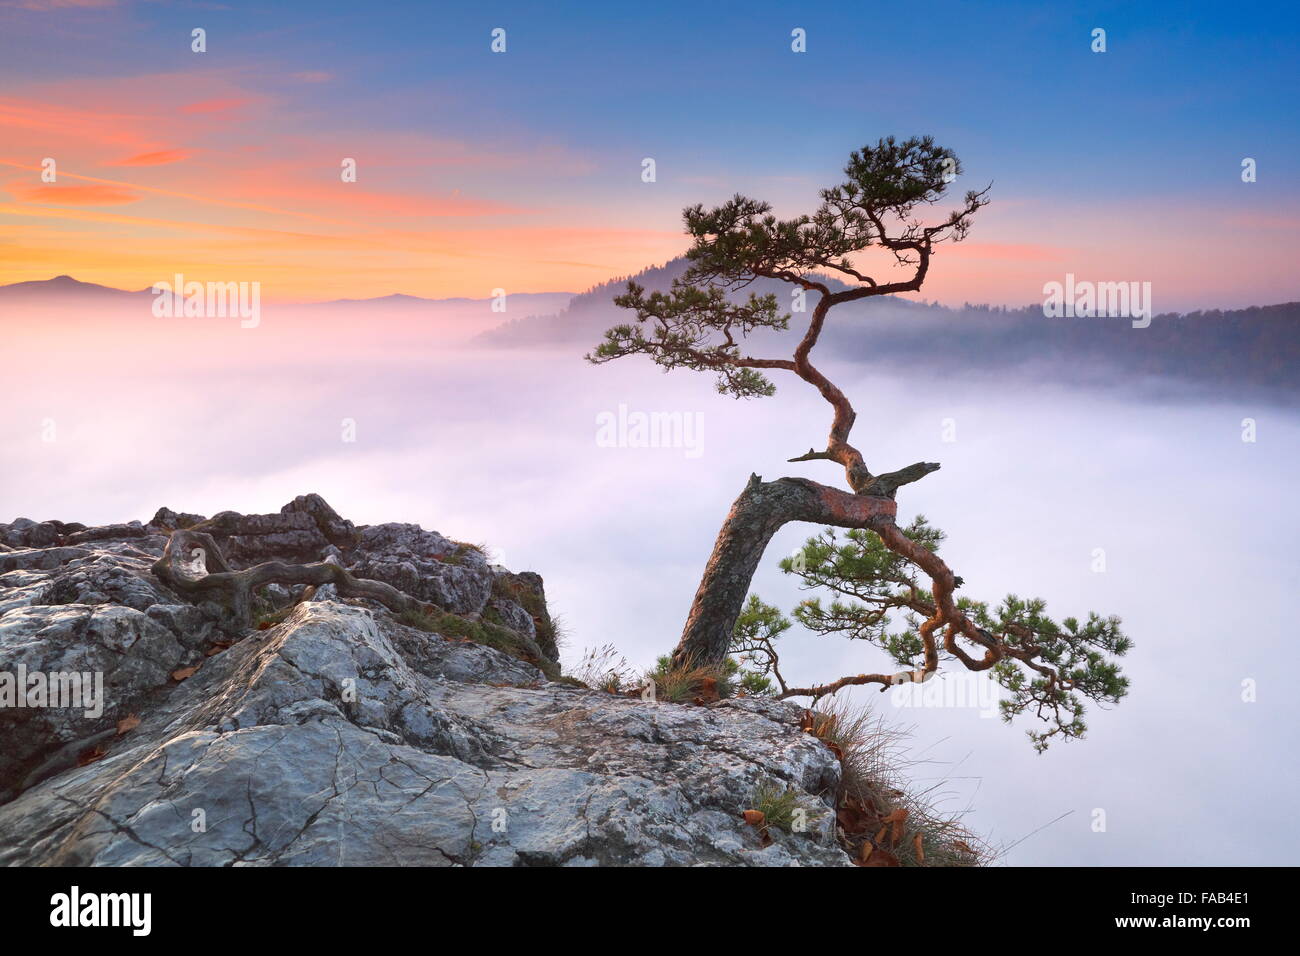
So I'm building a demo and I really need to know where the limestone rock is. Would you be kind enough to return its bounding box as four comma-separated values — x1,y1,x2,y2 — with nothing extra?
348,523,494,616
0,603,847,866
0,494,848,866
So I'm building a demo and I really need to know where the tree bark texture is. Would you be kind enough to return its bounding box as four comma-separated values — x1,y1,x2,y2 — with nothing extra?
671,475,897,669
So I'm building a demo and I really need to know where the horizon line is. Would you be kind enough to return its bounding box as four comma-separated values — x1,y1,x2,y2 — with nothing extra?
3,272,1298,317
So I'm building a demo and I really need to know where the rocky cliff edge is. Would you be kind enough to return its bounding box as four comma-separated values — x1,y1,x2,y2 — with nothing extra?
0,495,850,866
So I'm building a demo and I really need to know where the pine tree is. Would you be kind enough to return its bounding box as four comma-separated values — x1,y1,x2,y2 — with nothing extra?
589,136,1129,748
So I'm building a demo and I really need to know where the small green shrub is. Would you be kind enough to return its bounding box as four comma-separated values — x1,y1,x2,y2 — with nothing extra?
737,671,775,696
748,780,801,834
490,573,562,656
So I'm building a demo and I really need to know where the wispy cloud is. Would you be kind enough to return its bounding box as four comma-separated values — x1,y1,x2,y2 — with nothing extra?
181,97,254,115
6,181,139,204
103,148,192,167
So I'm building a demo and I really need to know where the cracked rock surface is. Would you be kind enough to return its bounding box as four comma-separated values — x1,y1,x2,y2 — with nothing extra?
0,497,850,866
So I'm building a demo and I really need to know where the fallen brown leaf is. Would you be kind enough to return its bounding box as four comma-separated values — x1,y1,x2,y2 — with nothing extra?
883,807,909,845
694,677,720,704
837,806,871,833
171,665,199,682
115,714,140,736
77,744,107,767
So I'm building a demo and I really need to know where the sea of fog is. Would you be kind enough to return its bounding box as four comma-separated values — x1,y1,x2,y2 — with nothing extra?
2,305,1296,865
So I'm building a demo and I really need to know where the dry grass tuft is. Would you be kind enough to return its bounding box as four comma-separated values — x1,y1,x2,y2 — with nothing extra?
803,696,996,867
571,643,638,693
645,654,732,703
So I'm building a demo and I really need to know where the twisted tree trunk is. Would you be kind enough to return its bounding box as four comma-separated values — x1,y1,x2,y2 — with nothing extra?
670,475,897,668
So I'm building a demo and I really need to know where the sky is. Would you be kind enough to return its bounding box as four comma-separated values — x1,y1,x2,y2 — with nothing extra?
1,0,1299,307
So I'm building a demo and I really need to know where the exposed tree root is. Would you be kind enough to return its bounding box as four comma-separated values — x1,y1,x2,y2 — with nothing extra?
151,529,441,628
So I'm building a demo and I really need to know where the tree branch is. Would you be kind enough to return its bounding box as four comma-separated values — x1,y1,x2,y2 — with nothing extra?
859,461,942,497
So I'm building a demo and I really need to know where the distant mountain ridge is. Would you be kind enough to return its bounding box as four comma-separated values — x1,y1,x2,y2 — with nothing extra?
0,275,152,300
0,276,575,313
4,270,1296,397
313,291,575,312
478,257,1300,398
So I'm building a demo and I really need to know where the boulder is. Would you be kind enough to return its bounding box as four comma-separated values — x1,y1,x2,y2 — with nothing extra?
0,519,61,549
348,523,494,616
0,603,847,866
0,603,193,796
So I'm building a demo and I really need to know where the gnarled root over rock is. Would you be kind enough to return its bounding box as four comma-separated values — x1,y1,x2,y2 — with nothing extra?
152,529,441,627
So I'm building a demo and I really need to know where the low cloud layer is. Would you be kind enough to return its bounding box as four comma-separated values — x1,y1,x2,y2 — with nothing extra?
2,302,1295,864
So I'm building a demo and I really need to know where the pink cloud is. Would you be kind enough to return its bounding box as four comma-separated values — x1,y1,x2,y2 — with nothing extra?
0,97,153,150
181,97,253,115
104,148,192,167
7,181,139,205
